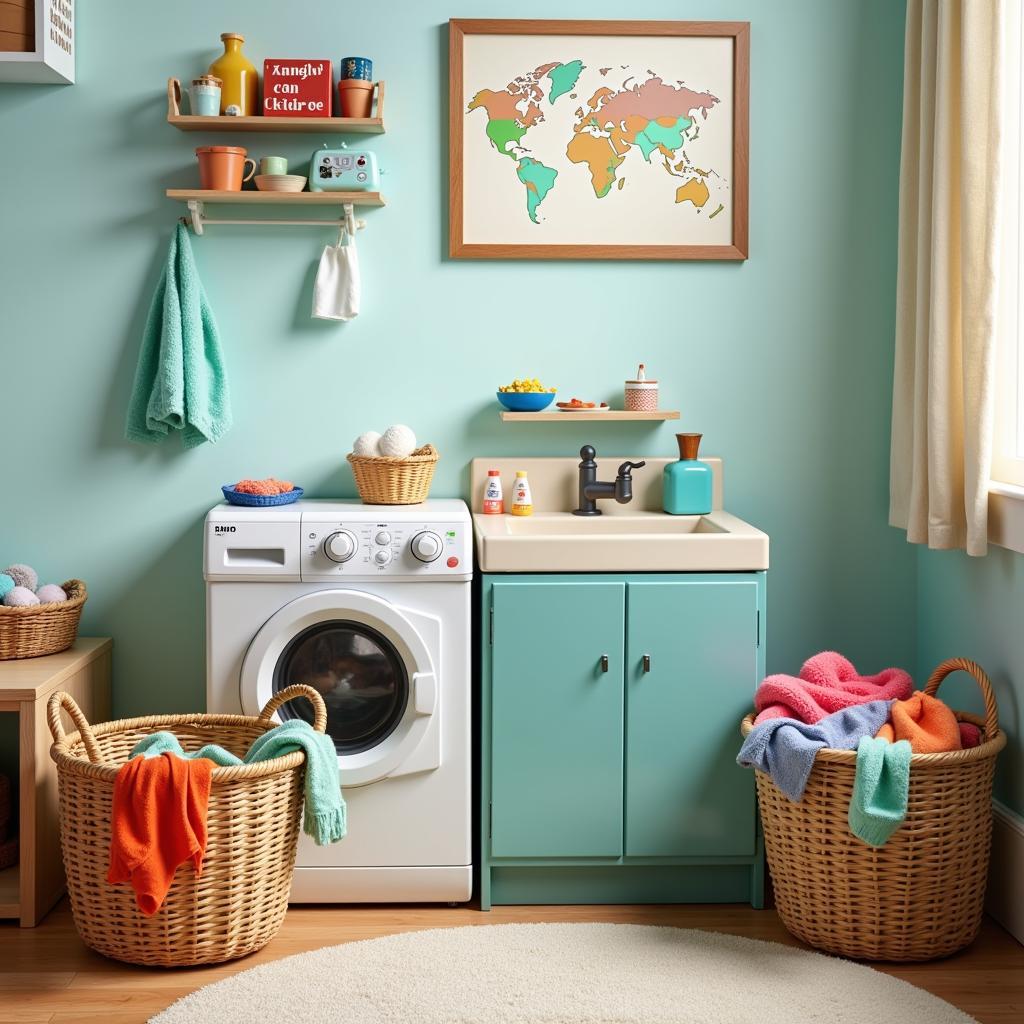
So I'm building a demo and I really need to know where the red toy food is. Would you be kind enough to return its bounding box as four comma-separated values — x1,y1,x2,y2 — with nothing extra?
556,398,608,409
234,478,295,496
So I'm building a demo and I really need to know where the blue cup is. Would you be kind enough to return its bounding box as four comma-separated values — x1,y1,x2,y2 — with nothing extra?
340,56,373,81
189,77,221,116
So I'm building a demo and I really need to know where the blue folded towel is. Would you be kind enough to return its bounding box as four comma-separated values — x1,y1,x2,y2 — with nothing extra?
849,736,912,846
737,700,894,801
125,222,231,448
132,719,346,846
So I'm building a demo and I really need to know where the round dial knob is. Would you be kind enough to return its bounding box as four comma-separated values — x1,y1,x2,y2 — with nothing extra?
374,531,391,546
373,548,393,567
411,530,443,563
324,530,358,563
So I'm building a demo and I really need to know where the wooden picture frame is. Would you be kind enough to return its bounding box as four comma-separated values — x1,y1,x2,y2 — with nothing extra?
449,19,749,260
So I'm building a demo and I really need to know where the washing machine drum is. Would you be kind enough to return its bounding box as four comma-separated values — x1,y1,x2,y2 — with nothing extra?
241,590,441,786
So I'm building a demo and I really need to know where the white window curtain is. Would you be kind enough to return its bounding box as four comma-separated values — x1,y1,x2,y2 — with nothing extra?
889,0,1006,556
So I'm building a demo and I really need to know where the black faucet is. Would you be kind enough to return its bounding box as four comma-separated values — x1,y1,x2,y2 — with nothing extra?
573,445,646,516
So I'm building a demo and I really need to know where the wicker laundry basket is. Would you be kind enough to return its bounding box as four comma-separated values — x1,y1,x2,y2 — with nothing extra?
48,684,327,967
740,658,1006,961
347,444,439,504
0,579,86,660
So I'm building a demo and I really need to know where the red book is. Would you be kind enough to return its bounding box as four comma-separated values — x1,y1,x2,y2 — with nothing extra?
263,59,333,117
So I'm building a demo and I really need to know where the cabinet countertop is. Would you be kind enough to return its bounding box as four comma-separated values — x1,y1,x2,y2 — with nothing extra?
0,638,112,701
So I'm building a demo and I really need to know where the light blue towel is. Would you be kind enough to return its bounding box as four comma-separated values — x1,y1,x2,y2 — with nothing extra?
848,736,912,847
125,222,231,448
737,700,893,801
132,719,346,846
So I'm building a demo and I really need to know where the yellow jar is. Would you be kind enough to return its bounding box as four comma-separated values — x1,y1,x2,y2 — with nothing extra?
209,33,258,116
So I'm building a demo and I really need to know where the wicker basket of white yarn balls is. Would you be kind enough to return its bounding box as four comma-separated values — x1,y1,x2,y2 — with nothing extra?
0,564,88,660
347,425,439,505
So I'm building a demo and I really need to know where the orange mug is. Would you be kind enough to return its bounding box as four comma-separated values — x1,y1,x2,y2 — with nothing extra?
196,145,256,191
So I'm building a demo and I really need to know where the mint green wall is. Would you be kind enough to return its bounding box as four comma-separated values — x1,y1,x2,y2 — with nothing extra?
0,0,915,719
917,548,1024,816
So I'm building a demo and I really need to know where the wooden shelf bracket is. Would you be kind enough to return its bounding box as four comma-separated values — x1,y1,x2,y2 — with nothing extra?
183,198,367,236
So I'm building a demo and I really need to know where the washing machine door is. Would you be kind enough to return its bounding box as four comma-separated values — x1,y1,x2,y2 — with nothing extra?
240,590,441,786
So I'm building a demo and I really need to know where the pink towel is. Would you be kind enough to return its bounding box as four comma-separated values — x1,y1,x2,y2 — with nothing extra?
959,722,982,748
754,651,914,725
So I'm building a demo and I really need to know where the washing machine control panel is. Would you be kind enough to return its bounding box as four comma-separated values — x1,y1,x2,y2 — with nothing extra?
301,520,469,579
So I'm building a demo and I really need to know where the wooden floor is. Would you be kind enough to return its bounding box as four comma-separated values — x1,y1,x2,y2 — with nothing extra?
1,901,1021,1023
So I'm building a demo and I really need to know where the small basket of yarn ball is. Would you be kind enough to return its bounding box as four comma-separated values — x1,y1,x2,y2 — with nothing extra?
222,478,304,507
347,425,439,505
0,565,87,660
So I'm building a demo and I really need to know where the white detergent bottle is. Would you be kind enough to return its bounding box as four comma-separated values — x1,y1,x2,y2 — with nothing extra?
510,471,533,516
483,469,504,514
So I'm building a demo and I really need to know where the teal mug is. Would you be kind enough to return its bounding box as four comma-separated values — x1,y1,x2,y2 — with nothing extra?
341,56,373,81
259,155,288,176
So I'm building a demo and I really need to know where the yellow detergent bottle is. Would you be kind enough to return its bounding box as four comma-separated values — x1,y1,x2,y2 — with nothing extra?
510,471,533,516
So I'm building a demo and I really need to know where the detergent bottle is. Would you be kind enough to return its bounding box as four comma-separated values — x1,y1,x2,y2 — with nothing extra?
510,471,533,516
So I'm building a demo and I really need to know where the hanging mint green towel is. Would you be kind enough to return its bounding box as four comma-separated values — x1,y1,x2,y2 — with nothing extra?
848,736,912,847
125,223,231,448
132,719,346,846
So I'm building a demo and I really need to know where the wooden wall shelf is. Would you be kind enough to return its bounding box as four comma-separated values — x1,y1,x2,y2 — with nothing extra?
167,78,385,133
499,410,681,423
167,190,385,234
167,189,385,207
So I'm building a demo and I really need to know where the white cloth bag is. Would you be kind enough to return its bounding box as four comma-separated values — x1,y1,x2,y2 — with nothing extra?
312,225,361,321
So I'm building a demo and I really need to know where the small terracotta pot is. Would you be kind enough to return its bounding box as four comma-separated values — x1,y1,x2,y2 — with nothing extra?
196,145,256,191
338,80,374,119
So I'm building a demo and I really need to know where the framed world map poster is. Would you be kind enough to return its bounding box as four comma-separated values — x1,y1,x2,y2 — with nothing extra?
449,19,749,260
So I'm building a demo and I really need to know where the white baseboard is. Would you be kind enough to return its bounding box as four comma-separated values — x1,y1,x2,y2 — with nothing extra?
987,800,1024,945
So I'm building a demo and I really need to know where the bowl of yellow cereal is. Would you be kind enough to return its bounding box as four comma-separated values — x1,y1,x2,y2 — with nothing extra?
496,378,557,412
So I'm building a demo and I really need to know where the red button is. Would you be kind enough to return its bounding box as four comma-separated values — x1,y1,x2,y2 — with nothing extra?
447,556,459,568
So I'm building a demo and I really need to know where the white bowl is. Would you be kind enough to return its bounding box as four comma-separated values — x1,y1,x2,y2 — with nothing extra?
254,174,307,192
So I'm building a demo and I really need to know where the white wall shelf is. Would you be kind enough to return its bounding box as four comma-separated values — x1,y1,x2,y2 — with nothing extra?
499,410,680,423
0,0,74,83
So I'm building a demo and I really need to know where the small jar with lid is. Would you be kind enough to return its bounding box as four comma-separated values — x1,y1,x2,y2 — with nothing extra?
189,75,222,116
624,364,658,411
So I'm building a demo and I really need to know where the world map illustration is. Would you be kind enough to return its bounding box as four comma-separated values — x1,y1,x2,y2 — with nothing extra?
466,59,728,227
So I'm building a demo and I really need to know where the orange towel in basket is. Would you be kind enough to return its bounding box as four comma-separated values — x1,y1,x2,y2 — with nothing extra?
107,752,213,915
876,691,963,752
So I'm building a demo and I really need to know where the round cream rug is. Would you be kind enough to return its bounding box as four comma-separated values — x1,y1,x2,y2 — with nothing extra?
150,923,976,1024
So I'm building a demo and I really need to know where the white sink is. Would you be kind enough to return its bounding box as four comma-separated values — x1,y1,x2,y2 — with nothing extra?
470,457,769,573
503,515,726,536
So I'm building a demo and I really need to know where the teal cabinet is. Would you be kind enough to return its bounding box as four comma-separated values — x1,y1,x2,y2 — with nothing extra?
480,572,766,910
625,580,758,857
490,581,625,857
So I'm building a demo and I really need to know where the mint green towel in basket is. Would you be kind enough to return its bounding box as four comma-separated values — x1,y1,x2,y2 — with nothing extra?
125,222,231,448
848,736,912,847
132,719,346,846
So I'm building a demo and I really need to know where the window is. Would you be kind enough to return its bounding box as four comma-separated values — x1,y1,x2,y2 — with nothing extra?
993,0,1024,490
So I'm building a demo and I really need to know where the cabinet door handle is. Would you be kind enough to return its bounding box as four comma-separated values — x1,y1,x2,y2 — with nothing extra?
642,654,652,673
600,654,609,673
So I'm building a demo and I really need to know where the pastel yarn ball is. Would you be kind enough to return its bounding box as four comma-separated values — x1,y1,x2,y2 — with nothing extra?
0,574,14,600
3,586,40,607
352,431,382,457
36,584,68,604
3,564,37,592
379,424,417,458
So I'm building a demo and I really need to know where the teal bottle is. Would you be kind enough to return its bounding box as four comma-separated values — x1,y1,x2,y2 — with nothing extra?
663,433,712,515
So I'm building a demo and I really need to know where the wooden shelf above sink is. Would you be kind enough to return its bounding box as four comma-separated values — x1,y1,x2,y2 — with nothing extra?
499,410,680,422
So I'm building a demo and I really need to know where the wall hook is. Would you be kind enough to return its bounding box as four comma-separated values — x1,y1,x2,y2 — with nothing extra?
344,203,367,236
187,199,206,235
